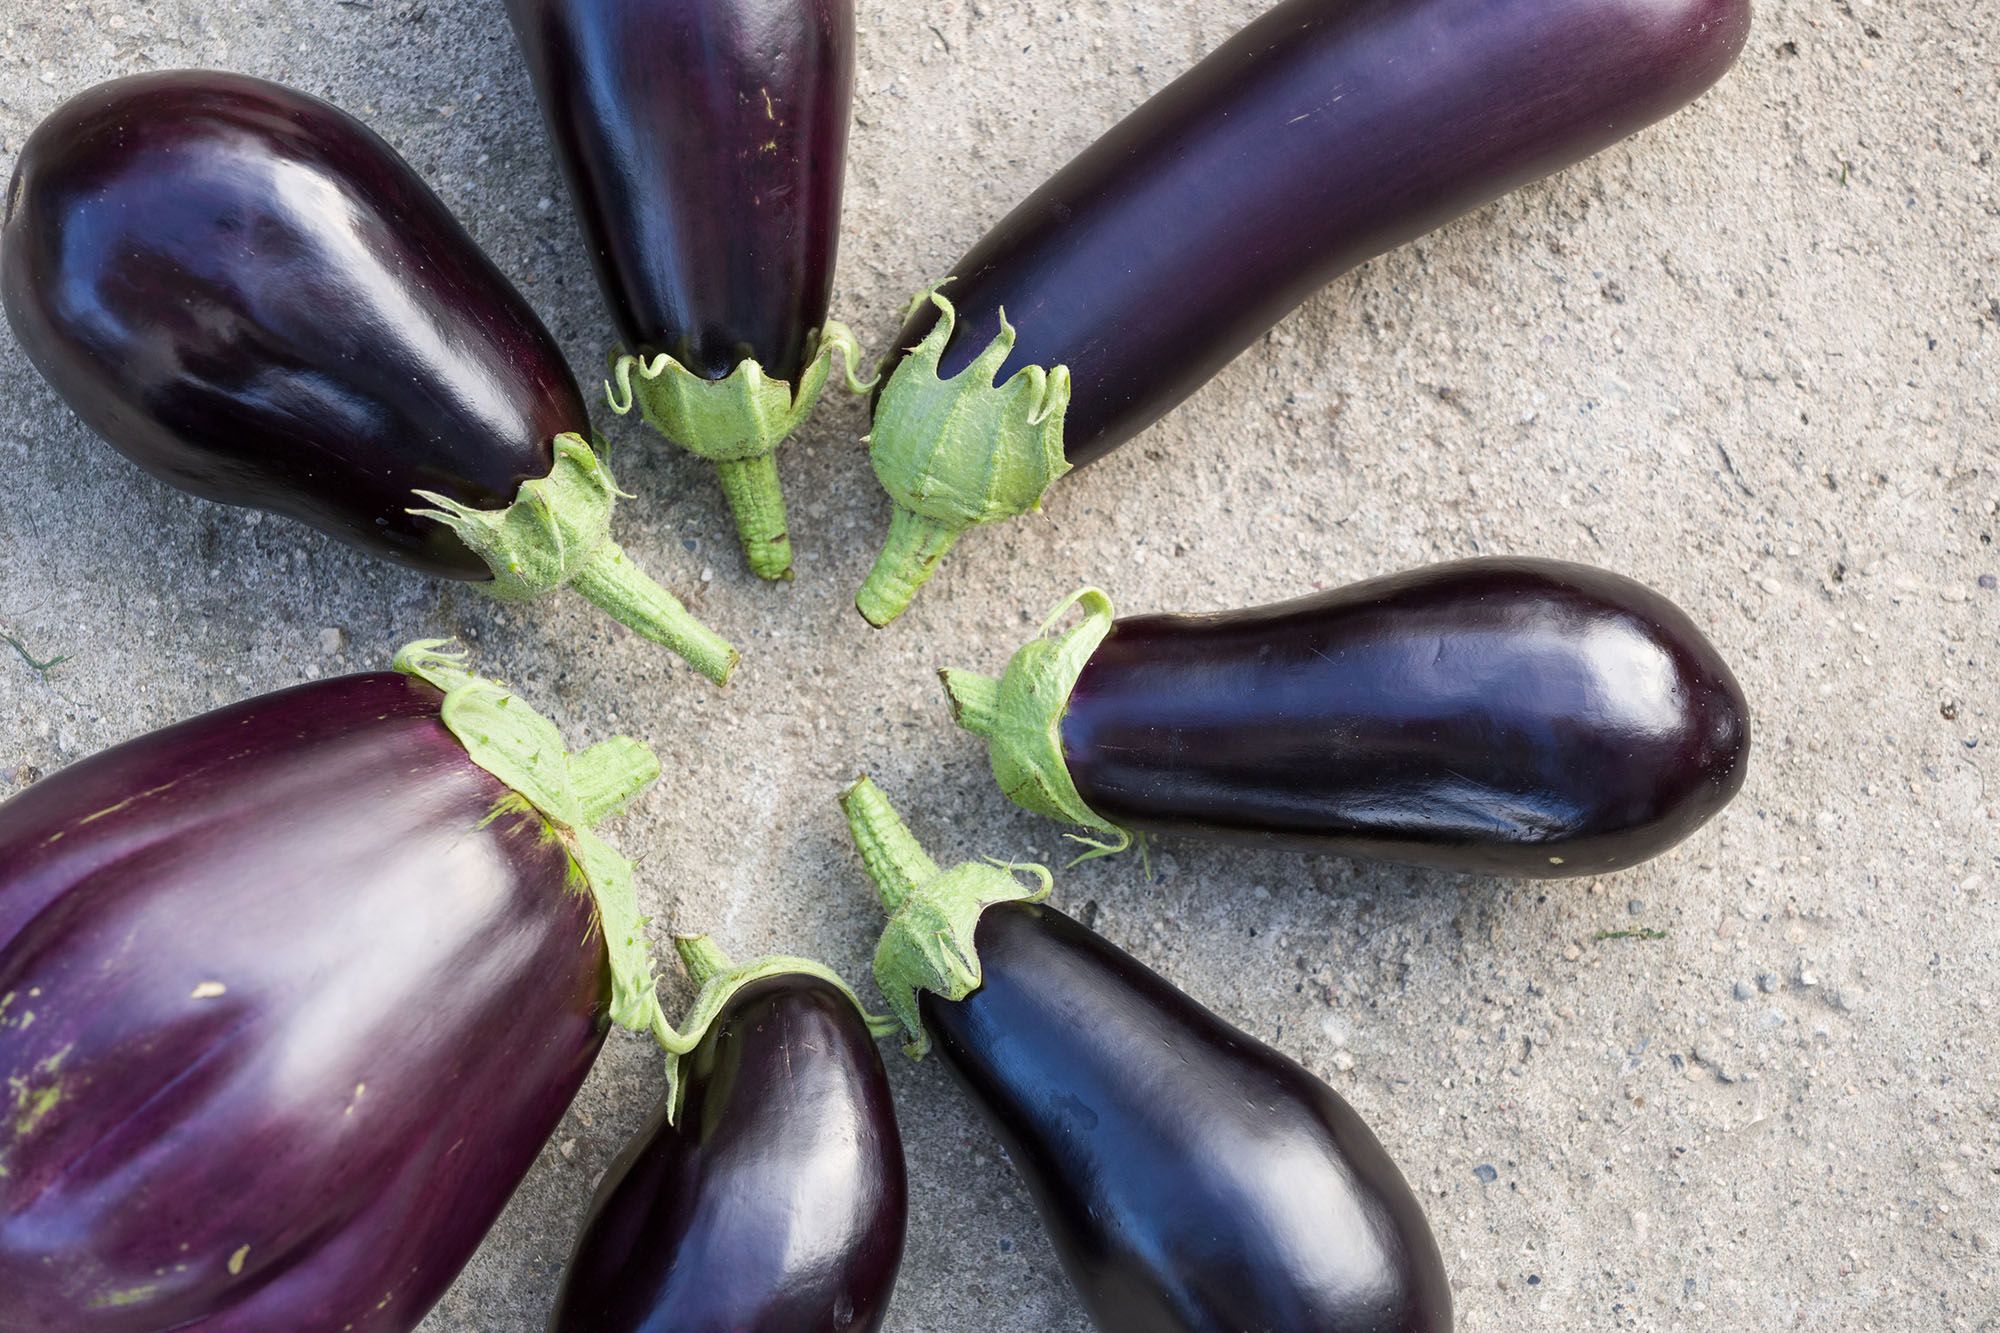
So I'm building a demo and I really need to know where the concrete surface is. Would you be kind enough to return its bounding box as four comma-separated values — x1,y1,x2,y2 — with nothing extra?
1,1,1995,1328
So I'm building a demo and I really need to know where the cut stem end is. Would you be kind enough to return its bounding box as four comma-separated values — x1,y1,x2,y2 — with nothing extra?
570,543,739,685
856,508,964,627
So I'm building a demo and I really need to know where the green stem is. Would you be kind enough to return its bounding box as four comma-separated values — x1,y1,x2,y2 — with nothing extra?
712,454,794,581
837,776,1054,1055
674,934,734,987
569,543,739,685
855,508,964,628
839,777,942,911
937,668,1002,737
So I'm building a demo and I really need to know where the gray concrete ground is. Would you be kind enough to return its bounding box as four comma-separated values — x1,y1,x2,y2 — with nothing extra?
1,1,1995,1328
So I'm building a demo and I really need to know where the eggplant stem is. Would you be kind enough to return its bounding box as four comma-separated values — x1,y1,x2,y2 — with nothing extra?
839,776,942,911
712,453,795,581
855,508,963,627
570,543,739,685
838,777,1054,1055
673,934,734,987
938,668,1002,737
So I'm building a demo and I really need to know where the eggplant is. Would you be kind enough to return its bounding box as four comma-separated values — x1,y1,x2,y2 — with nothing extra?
854,0,1753,623
551,936,907,1332
1,70,735,682
839,778,1450,1332
0,643,675,1331
940,558,1749,878
507,0,867,581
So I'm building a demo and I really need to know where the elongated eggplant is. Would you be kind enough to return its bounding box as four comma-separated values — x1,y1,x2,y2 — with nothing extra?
507,0,867,581
551,936,907,1332
0,644,676,1331
1,70,735,681
940,559,1749,878
839,778,1450,1332
854,0,1753,622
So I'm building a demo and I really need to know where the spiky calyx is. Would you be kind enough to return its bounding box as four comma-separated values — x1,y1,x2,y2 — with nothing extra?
394,641,668,1039
410,435,737,684
838,776,1053,1057
654,935,897,1124
856,288,1072,627
608,323,875,581
939,587,1132,861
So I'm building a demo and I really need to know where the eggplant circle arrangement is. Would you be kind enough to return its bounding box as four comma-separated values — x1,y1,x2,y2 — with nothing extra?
0,1,1755,1330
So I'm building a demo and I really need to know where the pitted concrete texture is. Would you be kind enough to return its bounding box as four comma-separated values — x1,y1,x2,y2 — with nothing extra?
1,1,1994,1328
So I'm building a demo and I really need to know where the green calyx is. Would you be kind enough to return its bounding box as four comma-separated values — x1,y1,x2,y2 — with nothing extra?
939,586,1131,861
655,935,897,1125
607,323,875,582
856,286,1073,627
410,433,738,685
838,776,1053,1057
393,641,669,1040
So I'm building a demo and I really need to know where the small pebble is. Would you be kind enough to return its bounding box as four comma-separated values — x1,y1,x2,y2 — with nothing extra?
1733,981,1755,1001
1758,973,1779,993
1980,574,1997,590
319,627,349,655
1331,1050,1356,1072
1474,1164,1499,1184
1627,899,1645,916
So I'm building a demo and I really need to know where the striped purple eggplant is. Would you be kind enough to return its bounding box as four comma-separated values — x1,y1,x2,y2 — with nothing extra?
855,0,1753,623
507,0,867,580
0,645,670,1332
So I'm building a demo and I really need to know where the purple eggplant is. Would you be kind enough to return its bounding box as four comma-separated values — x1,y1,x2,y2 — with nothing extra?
941,559,1749,878
507,0,867,581
855,0,1753,623
551,936,907,1332
840,778,1450,1332
1,70,735,681
0,644,675,1331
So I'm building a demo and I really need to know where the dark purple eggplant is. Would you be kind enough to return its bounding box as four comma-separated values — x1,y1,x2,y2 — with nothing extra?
839,778,1450,1332
1,70,734,681
0,643,674,1331
855,0,1753,623
551,936,907,1333
940,559,1749,878
507,0,867,581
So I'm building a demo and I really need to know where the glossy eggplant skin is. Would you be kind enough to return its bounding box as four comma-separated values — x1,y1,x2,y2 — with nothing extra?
0,673,608,1332
921,901,1450,1333
890,0,1750,466
551,974,906,1333
0,70,589,579
504,0,855,381
1064,559,1750,877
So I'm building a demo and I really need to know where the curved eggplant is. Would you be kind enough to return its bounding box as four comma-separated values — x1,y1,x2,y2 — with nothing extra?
854,0,1753,622
507,0,866,580
941,559,1750,878
0,644,670,1331
1,70,734,681
551,937,907,1332
839,778,1450,1333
